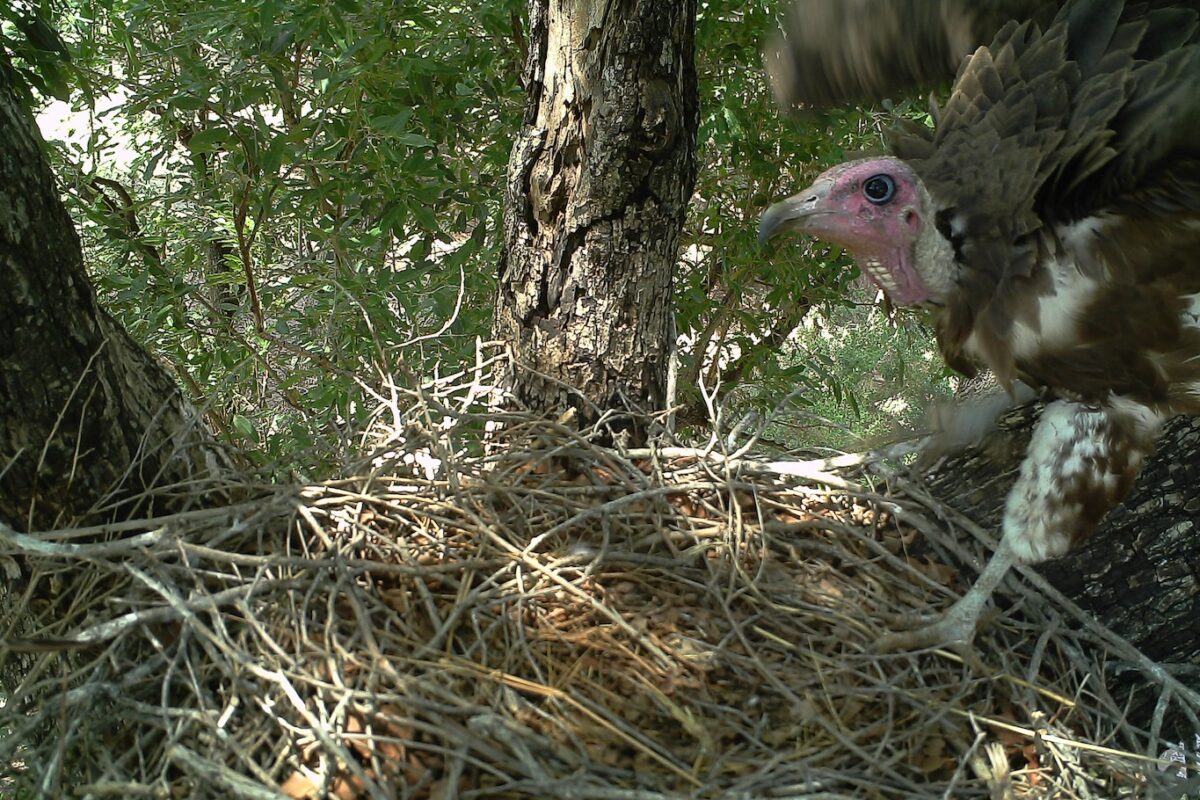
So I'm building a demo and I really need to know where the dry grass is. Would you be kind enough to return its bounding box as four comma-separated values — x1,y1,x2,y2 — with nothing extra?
2,364,1198,799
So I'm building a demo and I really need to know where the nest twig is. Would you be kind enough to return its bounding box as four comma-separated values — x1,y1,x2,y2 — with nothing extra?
2,358,1197,799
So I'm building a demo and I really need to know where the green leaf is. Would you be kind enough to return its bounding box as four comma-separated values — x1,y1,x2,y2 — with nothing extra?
186,126,229,153
722,105,743,138
370,109,414,136
23,16,70,56
169,93,208,111
232,414,257,438
395,132,434,148
262,135,289,173
411,203,437,232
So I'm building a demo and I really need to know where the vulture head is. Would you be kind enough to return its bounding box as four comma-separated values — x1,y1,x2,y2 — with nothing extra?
759,156,957,307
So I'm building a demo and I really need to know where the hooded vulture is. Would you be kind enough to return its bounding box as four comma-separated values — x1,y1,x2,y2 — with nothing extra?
759,0,1200,649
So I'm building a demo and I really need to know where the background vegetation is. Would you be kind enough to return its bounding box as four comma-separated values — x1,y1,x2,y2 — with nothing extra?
9,0,953,474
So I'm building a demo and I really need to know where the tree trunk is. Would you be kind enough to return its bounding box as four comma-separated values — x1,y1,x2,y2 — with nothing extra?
0,62,232,531
925,406,1200,736
494,0,699,443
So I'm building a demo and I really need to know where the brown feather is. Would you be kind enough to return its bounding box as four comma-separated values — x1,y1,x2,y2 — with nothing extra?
765,0,1064,110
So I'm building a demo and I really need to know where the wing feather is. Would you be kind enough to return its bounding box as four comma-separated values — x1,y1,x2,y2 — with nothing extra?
890,0,1200,381
765,0,1062,109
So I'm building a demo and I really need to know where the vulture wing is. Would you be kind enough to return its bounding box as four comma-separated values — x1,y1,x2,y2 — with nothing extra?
886,0,1200,385
766,0,1062,109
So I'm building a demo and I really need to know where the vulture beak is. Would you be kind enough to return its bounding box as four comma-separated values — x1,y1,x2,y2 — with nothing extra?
758,179,834,246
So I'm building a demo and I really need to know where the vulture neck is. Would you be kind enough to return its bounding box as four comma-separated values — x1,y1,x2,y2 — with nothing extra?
911,190,958,306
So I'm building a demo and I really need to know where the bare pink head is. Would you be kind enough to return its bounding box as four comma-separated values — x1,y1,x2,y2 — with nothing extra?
760,157,952,306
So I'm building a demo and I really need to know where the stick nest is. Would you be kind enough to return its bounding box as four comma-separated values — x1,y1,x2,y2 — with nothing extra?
2,378,1198,799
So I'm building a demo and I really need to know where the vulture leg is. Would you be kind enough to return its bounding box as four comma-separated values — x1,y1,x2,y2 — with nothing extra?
879,398,1163,652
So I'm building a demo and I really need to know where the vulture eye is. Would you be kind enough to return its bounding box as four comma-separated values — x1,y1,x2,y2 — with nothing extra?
863,174,896,205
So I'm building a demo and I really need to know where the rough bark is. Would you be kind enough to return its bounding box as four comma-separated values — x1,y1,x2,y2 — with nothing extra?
925,406,1200,736
494,0,699,442
0,62,233,531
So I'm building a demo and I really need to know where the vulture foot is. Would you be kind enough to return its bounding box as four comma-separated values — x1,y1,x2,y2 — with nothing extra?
875,602,985,653
876,536,1019,654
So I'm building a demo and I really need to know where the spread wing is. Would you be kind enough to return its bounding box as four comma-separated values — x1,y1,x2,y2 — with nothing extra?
765,0,1061,110
889,0,1200,382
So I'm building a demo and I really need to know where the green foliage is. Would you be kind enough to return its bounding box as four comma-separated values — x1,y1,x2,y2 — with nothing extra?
44,0,523,475
1,0,88,102
33,0,942,470
768,304,955,453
